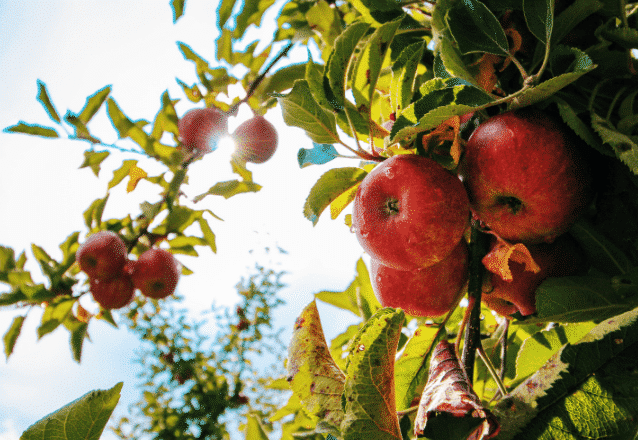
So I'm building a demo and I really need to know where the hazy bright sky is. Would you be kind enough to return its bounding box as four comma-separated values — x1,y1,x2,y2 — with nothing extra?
0,1,364,438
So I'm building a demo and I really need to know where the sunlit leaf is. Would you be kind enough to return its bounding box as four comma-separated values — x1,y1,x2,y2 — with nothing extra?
287,301,346,431
4,122,59,138
193,180,262,202
36,79,61,123
391,41,426,114
297,143,339,168
78,85,112,125
341,308,404,440
79,150,110,177
126,165,148,193
3,315,25,359
217,0,237,29
171,0,185,23
303,167,367,225
244,414,269,440
37,297,76,339
21,382,123,440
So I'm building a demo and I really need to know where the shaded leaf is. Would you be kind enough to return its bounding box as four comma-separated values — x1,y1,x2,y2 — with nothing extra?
523,0,554,45
570,220,632,276
276,80,339,144
303,167,367,225
297,143,339,168
21,382,123,440
494,307,638,440
391,41,426,114
4,122,59,138
3,315,26,359
551,0,604,45
591,113,638,175
287,301,346,431
482,237,540,282
445,0,509,56
340,308,404,440
36,79,61,123
554,97,606,154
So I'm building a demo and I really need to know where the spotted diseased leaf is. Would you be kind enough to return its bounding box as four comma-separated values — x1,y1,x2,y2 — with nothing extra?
414,340,500,440
303,167,368,226
21,382,122,440
340,308,404,440
482,236,540,282
494,307,638,440
287,301,346,431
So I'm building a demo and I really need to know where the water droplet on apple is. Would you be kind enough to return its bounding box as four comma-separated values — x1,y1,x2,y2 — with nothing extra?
350,224,358,234
384,168,395,179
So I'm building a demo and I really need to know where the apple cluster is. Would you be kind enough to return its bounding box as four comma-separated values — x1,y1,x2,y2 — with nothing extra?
177,107,278,164
76,231,180,309
353,109,592,318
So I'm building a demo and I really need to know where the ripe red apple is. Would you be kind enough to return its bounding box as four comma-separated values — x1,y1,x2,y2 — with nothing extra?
461,109,591,244
131,248,180,299
90,274,135,309
352,154,470,270
178,107,228,155
232,114,278,164
76,231,128,280
482,234,586,317
370,240,469,317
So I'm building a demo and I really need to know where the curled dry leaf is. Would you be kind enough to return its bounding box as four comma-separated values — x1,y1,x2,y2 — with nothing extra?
414,340,499,440
482,235,540,282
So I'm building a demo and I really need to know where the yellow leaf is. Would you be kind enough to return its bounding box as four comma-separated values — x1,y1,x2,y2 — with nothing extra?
330,183,360,220
126,165,148,193
482,235,540,282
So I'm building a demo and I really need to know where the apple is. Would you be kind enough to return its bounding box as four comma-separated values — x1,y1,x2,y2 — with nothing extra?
461,109,592,243
178,107,228,156
76,231,128,280
352,154,470,270
131,248,180,299
232,114,278,164
89,274,135,309
482,234,586,317
370,240,469,317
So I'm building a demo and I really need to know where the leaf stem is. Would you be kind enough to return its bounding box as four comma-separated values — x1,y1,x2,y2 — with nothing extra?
476,344,508,396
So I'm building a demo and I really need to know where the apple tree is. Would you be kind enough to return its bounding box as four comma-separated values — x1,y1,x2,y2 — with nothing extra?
4,0,638,439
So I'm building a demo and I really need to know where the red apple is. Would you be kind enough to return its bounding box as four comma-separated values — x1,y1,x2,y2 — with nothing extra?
178,107,228,156
482,234,586,317
90,274,135,309
232,114,278,164
370,240,469,317
461,109,591,243
76,231,128,280
352,154,470,270
131,248,180,299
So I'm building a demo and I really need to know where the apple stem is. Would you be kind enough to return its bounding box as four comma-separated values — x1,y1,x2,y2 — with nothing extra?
499,318,509,382
461,225,490,383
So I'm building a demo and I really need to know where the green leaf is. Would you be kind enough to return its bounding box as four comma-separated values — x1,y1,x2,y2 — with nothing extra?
599,22,638,49
3,315,26,359
523,0,554,44
36,79,61,123
437,37,477,86
287,301,346,431
276,80,339,145
193,179,262,202
234,0,276,38
445,0,509,56
0,246,16,276
38,297,76,339
513,321,597,387
570,220,632,276
554,98,607,155
65,315,89,363
20,382,123,440
551,0,603,45
591,113,638,175
352,16,402,108
297,143,339,168
217,0,236,28
315,258,381,319
327,22,371,110
151,92,179,141
303,167,368,225
107,98,153,155
244,414,269,440
78,85,111,125
394,326,444,411
4,122,59,138
216,28,233,64
79,150,110,177
495,307,638,440
532,276,637,323
305,0,342,47
31,244,57,278
83,195,109,229
341,308,404,440
171,0,185,23
391,41,426,114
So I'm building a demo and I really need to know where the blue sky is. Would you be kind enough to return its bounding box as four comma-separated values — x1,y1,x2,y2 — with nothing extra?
0,1,363,438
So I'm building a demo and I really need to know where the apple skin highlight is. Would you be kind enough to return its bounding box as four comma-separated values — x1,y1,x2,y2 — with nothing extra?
461,110,592,244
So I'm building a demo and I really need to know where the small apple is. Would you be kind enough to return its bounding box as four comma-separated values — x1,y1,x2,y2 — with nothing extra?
482,234,586,317
76,231,128,280
89,274,135,309
232,114,278,164
352,154,470,270
131,248,180,299
370,240,469,317
461,109,591,243
178,107,228,156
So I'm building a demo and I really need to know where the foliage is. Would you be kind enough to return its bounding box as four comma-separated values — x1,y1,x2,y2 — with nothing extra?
4,0,638,439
